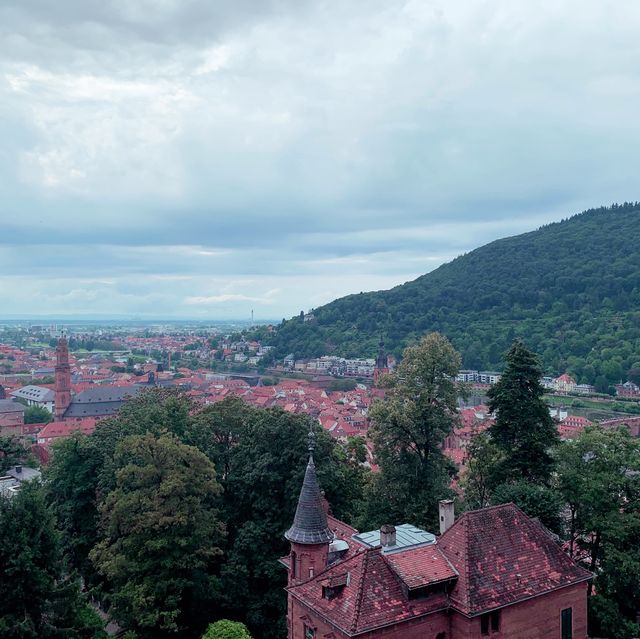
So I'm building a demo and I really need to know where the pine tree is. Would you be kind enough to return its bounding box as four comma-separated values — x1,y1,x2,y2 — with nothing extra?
487,339,559,485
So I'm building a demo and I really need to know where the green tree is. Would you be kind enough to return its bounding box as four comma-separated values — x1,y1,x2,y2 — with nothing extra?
202,620,252,639
556,425,640,636
491,480,563,533
24,405,53,424
0,435,31,473
487,339,559,485
460,433,503,510
0,481,106,639
89,433,225,639
362,333,461,530
44,433,102,581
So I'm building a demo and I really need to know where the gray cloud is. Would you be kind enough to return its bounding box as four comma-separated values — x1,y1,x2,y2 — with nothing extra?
1,0,639,318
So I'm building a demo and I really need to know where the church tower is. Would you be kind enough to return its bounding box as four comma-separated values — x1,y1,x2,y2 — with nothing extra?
285,433,333,589
54,336,72,420
373,337,390,386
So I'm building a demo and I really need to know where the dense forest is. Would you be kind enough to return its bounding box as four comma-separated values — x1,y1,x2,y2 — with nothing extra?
271,203,640,385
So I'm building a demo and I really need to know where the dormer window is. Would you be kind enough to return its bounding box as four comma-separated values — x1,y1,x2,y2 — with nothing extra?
321,573,349,599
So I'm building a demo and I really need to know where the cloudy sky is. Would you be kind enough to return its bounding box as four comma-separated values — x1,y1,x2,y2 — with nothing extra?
1,1,639,319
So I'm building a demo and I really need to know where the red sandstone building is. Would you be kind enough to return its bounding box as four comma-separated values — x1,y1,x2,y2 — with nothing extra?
283,445,591,639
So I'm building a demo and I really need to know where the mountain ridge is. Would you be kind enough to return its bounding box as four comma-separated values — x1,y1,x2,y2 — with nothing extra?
271,203,640,386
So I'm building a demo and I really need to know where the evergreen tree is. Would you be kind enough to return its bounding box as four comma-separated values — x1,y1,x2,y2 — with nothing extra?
0,481,105,639
487,339,558,485
362,333,461,530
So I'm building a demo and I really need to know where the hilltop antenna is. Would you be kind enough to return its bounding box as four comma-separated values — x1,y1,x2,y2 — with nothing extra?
251,309,254,324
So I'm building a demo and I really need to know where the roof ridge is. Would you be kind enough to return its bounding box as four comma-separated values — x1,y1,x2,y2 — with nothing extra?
351,547,377,633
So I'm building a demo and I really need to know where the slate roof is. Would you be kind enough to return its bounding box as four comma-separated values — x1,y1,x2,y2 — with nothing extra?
0,399,24,414
11,385,55,403
285,455,334,545
63,386,142,418
438,503,592,615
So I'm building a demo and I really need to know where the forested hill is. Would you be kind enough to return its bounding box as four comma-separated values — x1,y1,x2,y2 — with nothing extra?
271,203,640,386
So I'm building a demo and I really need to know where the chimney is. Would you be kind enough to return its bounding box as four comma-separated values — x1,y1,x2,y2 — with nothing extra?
380,524,396,548
439,499,455,534
15,465,22,474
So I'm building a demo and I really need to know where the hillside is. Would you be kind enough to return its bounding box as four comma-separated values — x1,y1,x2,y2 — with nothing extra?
271,203,640,386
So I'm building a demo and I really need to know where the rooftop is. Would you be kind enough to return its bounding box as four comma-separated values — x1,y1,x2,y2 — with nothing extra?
353,523,436,554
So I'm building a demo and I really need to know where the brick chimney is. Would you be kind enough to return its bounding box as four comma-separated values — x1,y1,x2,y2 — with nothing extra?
380,524,396,548
439,499,455,534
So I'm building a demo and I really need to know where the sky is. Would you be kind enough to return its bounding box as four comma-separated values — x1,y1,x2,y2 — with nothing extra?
1,0,639,319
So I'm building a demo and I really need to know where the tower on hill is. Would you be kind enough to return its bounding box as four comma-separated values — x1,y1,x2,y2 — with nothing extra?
54,336,71,420
373,337,390,386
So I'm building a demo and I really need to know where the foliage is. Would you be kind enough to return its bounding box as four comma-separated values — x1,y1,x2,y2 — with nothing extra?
89,432,224,639
361,333,460,531
460,433,503,510
0,435,32,474
192,397,368,639
490,481,563,533
270,203,640,386
327,378,358,392
202,620,252,639
44,389,367,639
555,425,640,635
24,405,53,424
487,340,559,485
0,481,106,639
44,433,103,582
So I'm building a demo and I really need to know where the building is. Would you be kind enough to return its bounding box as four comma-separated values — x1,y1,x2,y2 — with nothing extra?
373,338,390,386
54,336,72,419
0,399,25,434
283,447,591,639
11,385,55,413
555,374,576,394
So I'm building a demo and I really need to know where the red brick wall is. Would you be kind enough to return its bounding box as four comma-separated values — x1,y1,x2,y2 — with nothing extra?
290,581,588,639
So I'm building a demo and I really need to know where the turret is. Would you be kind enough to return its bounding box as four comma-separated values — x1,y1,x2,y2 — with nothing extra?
54,336,71,420
285,432,333,587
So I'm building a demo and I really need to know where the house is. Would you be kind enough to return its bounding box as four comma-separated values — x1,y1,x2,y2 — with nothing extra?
283,450,591,639
0,399,25,434
555,374,576,394
11,384,55,412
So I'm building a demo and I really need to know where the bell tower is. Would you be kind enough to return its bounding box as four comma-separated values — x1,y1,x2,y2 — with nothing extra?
373,337,390,386
54,335,72,420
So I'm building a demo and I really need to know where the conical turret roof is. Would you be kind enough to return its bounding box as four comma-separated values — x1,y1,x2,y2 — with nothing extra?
285,435,334,545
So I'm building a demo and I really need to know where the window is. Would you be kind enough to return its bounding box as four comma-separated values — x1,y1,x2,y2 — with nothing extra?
491,610,500,632
304,624,315,639
561,608,573,639
436,633,446,639
481,611,500,635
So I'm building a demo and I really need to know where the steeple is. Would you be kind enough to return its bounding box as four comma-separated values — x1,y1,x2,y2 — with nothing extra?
285,432,333,545
54,335,72,420
374,337,390,386
375,337,388,370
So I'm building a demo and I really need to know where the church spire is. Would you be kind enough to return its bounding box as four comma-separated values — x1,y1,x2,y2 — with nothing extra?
285,431,333,545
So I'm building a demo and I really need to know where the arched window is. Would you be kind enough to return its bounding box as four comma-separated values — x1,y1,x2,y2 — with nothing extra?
290,550,297,578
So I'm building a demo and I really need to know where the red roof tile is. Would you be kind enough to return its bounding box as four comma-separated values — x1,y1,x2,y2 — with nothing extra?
438,503,591,615
385,545,458,589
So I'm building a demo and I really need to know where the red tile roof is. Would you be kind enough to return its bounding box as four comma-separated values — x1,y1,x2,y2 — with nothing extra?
289,548,449,635
385,545,458,589
438,503,592,615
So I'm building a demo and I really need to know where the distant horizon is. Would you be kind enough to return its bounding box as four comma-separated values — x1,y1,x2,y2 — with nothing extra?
2,2,639,317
